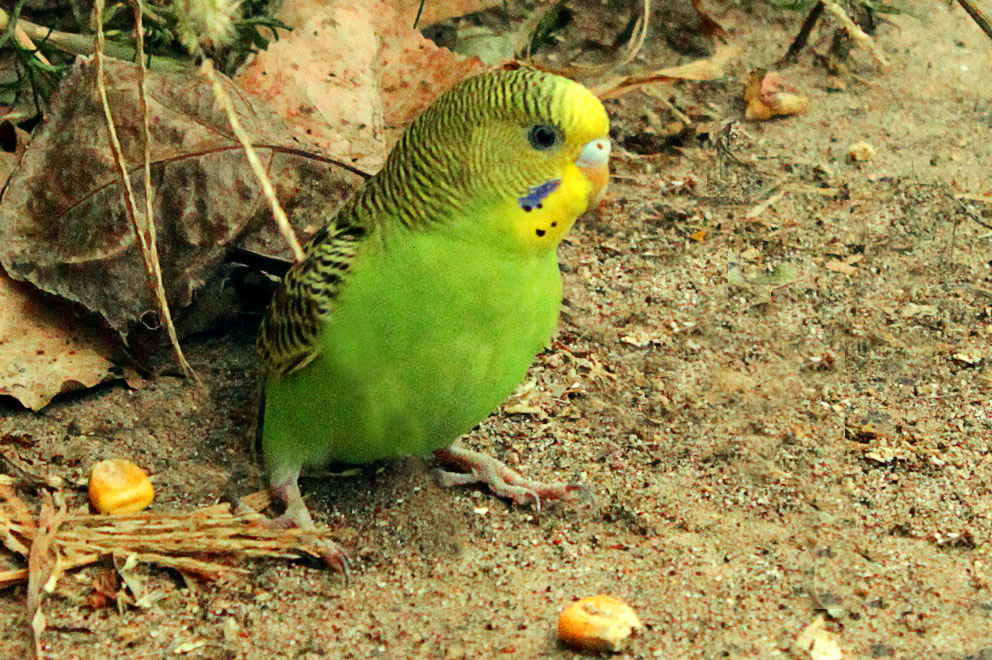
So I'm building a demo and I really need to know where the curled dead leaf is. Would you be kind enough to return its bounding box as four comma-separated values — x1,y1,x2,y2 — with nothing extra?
0,57,362,335
0,270,120,410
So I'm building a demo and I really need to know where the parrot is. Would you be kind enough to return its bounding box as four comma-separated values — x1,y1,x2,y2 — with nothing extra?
255,67,611,571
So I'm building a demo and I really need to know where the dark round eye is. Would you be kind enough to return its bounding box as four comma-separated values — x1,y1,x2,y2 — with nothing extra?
527,124,560,150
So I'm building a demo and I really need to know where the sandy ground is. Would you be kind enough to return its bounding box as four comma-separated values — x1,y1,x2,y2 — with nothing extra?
2,3,992,658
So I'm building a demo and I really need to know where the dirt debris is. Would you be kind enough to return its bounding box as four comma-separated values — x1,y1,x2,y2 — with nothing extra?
1,3,991,659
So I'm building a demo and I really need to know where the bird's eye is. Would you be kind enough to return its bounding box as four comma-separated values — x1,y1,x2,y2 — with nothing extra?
527,124,560,151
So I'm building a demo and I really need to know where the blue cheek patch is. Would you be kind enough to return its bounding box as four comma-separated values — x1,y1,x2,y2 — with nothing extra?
518,179,561,212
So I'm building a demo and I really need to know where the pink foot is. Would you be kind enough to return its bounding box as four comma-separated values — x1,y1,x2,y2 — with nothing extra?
235,477,349,577
433,446,593,511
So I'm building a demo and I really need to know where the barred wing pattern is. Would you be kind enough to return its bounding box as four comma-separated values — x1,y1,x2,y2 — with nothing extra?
256,221,367,379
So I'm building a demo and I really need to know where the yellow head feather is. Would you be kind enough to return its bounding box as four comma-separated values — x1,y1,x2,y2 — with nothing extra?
344,68,611,251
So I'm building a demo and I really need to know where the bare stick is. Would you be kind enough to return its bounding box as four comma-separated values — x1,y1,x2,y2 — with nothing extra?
26,491,65,660
780,1,825,64
134,0,154,245
958,0,992,41
201,60,306,262
95,0,198,381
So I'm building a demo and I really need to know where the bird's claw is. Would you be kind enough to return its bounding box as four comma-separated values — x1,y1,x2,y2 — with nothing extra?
231,482,351,580
313,539,351,581
262,510,351,581
433,446,595,510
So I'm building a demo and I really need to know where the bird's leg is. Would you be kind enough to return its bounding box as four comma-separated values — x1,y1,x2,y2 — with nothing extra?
433,446,593,511
235,470,350,576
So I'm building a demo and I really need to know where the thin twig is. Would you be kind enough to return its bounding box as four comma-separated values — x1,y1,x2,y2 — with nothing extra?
134,1,154,240
412,0,426,28
259,144,372,180
175,0,303,261
780,0,825,64
201,60,305,262
952,194,992,231
957,0,992,41
567,0,651,72
95,0,198,381
621,0,651,65
823,1,888,66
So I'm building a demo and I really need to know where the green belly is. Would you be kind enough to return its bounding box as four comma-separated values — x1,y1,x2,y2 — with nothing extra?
262,225,562,473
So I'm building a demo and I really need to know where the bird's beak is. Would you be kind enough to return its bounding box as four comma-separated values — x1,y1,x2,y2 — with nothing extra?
576,138,611,209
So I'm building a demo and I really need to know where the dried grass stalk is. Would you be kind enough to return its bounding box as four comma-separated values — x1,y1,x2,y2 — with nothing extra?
200,60,306,262
564,0,652,73
94,0,198,382
26,491,65,660
0,488,332,591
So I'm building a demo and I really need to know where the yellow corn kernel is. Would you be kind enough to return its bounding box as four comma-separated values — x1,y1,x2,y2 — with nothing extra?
88,459,154,515
558,595,641,653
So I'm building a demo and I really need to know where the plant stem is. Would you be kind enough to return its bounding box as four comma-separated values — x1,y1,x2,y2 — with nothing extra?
0,8,189,71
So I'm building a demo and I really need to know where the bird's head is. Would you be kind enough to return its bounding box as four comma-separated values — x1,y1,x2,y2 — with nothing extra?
378,68,610,251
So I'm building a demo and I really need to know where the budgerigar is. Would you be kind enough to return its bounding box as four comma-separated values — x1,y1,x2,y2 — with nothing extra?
255,68,610,571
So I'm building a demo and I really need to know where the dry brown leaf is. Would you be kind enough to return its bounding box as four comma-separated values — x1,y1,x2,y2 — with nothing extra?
0,271,119,411
378,6,489,132
824,255,862,276
236,0,486,172
272,0,495,27
393,0,502,26
691,0,729,40
0,57,363,335
592,43,735,100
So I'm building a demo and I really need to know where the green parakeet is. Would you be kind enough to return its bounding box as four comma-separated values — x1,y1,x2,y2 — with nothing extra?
255,68,610,570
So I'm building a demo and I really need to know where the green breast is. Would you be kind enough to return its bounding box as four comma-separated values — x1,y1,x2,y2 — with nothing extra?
262,219,562,468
